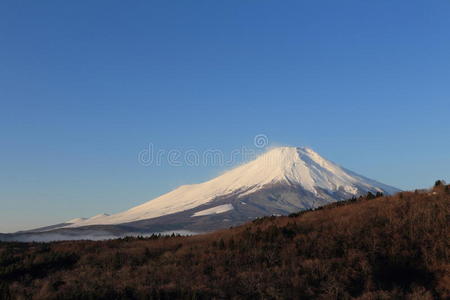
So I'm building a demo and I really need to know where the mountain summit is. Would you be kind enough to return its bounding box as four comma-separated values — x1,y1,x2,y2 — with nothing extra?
3,147,399,241
66,147,398,228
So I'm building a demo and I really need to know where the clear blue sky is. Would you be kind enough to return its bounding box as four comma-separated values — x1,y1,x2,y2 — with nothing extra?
1,1,449,232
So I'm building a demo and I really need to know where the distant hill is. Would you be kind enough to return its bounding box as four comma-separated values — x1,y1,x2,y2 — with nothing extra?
0,183,448,299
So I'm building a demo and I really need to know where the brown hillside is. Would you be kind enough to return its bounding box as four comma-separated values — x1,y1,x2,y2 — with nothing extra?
1,185,449,299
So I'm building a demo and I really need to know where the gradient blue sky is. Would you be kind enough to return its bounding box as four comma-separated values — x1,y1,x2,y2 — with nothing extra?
1,1,449,232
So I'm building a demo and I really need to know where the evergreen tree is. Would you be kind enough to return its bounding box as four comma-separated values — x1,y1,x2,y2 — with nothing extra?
435,180,443,187
366,192,375,200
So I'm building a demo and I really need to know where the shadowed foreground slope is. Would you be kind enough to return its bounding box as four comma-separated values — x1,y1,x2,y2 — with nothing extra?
0,184,449,299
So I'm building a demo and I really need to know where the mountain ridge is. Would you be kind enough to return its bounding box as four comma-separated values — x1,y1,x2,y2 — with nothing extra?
2,146,400,240
64,146,399,228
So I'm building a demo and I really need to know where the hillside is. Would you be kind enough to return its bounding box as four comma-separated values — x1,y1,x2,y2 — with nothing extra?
0,183,448,299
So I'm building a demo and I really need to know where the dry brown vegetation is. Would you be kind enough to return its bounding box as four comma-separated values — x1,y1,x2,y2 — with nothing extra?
1,184,449,299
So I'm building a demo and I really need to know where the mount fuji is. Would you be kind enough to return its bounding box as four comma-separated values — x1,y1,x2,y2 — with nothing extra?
2,147,400,241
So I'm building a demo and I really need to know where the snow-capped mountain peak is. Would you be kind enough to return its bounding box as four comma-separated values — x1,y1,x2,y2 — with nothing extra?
67,146,398,227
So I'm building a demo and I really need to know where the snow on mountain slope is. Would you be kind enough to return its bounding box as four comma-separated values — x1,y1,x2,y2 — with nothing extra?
66,218,87,224
191,204,234,217
67,147,399,227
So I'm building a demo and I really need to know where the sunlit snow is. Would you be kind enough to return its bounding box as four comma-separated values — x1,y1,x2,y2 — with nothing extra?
65,147,397,227
191,204,234,217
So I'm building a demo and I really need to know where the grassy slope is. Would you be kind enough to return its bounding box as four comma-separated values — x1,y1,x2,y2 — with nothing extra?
0,185,449,299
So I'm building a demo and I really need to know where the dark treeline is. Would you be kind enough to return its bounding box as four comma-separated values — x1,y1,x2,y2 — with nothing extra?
1,183,449,299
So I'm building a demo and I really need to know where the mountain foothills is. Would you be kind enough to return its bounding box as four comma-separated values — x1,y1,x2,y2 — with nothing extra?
0,183,448,299
1,147,400,241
